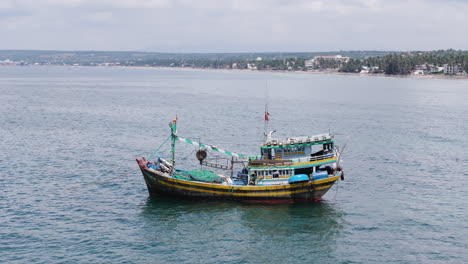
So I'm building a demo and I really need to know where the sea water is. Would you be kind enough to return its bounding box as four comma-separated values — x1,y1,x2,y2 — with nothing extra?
1,66,467,263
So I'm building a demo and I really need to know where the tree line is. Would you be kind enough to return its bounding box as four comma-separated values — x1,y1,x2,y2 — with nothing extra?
127,49,468,75
339,49,468,75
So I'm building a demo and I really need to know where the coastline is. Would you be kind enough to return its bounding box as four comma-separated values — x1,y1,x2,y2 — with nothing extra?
2,64,467,81
147,66,468,81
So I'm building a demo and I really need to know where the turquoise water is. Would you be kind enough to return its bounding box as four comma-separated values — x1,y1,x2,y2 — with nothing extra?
1,66,467,263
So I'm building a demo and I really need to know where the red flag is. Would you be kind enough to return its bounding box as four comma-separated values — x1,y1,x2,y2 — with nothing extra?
265,111,270,121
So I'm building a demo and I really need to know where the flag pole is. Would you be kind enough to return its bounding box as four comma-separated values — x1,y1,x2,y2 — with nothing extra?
170,114,178,169
264,82,269,141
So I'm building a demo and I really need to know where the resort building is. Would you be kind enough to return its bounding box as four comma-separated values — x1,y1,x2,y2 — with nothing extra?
314,55,350,63
305,55,350,69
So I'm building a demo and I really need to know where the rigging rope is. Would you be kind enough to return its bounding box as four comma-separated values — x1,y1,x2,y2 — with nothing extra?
175,136,246,159
147,135,172,160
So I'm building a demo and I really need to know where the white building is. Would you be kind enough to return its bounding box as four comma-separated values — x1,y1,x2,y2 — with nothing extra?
304,59,314,68
247,63,257,70
314,55,350,63
360,66,370,74
0,59,17,65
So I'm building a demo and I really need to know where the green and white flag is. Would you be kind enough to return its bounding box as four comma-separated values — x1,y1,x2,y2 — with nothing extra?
176,136,246,158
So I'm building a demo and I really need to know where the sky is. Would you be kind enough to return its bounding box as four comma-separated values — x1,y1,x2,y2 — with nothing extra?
1,0,467,52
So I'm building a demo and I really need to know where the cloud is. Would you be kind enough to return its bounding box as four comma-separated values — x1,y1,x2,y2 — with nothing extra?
0,0,467,51
85,11,115,25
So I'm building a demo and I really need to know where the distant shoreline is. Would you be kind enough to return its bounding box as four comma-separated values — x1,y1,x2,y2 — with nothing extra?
143,65,468,81
2,64,468,81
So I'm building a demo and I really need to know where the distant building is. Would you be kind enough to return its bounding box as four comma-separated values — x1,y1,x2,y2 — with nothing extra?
0,59,17,65
415,64,427,71
305,55,350,69
427,64,444,73
304,59,314,68
247,63,257,70
360,66,380,73
314,55,350,63
443,64,464,75
412,65,427,75
360,66,370,74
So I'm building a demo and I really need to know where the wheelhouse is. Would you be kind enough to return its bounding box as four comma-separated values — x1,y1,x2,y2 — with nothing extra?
247,133,338,186
260,133,334,161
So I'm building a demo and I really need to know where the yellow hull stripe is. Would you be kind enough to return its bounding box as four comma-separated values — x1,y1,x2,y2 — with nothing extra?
148,169,340,191
163,174,304,190
156,177,339,196
313,175,340,184
315,184,333,190
159,180,311,196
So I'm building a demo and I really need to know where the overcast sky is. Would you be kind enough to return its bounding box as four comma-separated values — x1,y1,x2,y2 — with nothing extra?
1,0,467,52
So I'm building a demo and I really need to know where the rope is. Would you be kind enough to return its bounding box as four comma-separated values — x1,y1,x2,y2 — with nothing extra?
333,180,339,200
148,135,172,160
176,136,246,158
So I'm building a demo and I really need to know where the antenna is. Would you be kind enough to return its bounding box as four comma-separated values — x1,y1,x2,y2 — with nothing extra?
264,81,269,141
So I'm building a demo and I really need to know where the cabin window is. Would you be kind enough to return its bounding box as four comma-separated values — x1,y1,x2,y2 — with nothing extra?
268,149,275,160
311,145,324,156
323,143,333,151
273,170,279,178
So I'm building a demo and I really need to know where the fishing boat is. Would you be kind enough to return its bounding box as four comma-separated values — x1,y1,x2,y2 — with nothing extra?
136,118,345,203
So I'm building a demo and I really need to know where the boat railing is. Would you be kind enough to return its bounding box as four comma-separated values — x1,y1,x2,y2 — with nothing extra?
309,152,335,162
285,153,335,164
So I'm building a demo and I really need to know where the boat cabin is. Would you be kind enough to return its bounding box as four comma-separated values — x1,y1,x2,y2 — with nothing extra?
260,133,334,161
244,133,337,186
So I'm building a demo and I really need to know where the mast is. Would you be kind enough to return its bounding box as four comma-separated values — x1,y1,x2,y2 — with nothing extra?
264,84,270,141
170,118,177,169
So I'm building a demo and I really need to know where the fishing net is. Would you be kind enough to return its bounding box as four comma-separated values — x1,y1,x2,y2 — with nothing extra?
173,170,192,180
173,169,223,183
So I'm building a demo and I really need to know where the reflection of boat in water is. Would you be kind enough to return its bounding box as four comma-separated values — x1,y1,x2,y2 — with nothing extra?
140,198,345,247
136,118,344,204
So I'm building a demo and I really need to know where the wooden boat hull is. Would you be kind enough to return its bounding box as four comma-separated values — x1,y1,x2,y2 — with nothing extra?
140,168,341,203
